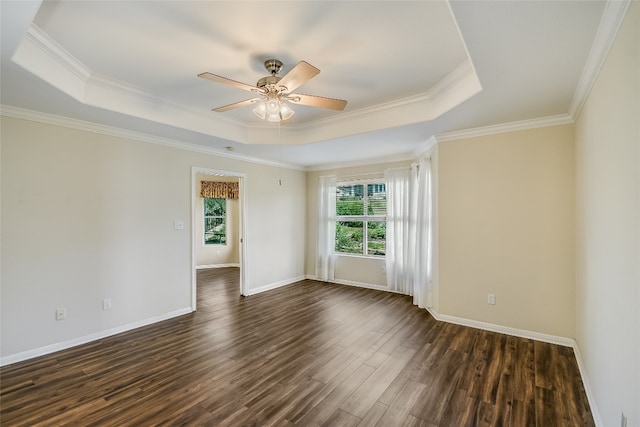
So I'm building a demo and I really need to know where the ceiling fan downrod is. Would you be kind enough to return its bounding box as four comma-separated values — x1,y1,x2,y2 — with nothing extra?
264,59,283,76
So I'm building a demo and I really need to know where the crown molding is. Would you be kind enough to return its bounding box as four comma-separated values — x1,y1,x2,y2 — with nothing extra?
21,22,271,133
568,0,632,119
16,23,478,148
2,104,583,173
16,24,255,143
87,72,244,128
26,23,91,83
0,105,304,171
446,0,479,87
306,112,576,171
299,60,477,131
435,113,574,143
305,153,415,172
413,136,439,159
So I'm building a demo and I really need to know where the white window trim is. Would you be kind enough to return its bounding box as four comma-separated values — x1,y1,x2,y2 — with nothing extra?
335,178,387,258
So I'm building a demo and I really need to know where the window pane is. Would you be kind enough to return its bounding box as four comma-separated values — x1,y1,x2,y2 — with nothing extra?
205,217,226,244
204,198,225,217
336,185,364,215
367,183,387,215
335,221,363,254
367,221,386,256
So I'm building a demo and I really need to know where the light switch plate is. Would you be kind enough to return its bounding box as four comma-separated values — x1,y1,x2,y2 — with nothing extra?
488,294,496,305
174,220,184,230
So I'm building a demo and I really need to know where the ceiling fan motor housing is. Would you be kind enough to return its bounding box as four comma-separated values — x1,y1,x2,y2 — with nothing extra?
257,59,285,92
256,75,282,90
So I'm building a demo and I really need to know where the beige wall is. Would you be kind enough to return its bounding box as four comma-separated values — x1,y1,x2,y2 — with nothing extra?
437,125,575,338
195,173,239,266
305,160,412,288
334,255,387,288
1,116,306,360
574,2,639,425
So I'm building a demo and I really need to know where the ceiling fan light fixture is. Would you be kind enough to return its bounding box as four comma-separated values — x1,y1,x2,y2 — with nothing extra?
266,98,280,115
253,95,295,122
253,101,267,120
266,110,281,122
279,101,295,121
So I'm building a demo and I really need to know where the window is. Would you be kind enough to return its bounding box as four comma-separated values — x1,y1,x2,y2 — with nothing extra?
204,198,226,244
335,182,386,256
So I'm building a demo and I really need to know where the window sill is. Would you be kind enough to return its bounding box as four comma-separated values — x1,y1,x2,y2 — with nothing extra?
335,253,385,260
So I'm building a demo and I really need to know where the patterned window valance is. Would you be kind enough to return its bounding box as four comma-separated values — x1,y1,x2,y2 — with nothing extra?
200,181,239,199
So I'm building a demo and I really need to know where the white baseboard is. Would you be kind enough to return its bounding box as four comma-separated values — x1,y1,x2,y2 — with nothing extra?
308,274,575,347
0,307,193,367
196,263,240,269
330,278,390,292
307,279,601,425
426,307,575,347
424,308,602,425
244,275,306,296
305,274,398,293
307,274,576,349
571,342,603,427
2,281,600,426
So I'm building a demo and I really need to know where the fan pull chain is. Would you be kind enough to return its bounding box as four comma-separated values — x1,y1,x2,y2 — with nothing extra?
278,121,282,186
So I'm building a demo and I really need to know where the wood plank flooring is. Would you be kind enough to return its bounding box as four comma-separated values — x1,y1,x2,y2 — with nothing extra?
0,268,594,426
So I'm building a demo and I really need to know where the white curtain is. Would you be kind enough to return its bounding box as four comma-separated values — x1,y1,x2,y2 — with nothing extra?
316,175,337,281
385,168,412,294
385,159,432,307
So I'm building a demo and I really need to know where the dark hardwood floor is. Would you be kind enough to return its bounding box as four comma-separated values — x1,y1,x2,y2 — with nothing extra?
1,268,594,426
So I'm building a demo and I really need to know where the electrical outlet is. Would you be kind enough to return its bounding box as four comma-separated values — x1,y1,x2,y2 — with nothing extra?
102,298,112,310
55,308,66,321
621,412,627,427
488,294,496,305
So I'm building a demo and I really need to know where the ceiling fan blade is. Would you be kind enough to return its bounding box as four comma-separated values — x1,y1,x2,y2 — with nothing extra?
288,93,348,110
277,61,320,93
212,98,262,112
198,72,258,92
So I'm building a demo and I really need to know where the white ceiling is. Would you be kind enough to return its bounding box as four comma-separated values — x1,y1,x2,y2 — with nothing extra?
0,1,614,169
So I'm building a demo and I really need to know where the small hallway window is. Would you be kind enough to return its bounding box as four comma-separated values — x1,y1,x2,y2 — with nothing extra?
204,198,226,244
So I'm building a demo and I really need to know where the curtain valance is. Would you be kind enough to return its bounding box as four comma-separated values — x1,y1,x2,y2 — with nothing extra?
200,181,239,199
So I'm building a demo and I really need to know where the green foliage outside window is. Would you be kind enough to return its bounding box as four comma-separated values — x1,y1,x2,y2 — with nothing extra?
336,221,363,254
367,221,386,256
335,183,386,256
204,198,226,244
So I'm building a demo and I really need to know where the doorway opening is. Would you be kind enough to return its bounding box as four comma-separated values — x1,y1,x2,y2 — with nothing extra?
191,167,247,310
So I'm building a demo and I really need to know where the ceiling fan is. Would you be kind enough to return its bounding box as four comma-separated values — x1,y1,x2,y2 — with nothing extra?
198,59,348,122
